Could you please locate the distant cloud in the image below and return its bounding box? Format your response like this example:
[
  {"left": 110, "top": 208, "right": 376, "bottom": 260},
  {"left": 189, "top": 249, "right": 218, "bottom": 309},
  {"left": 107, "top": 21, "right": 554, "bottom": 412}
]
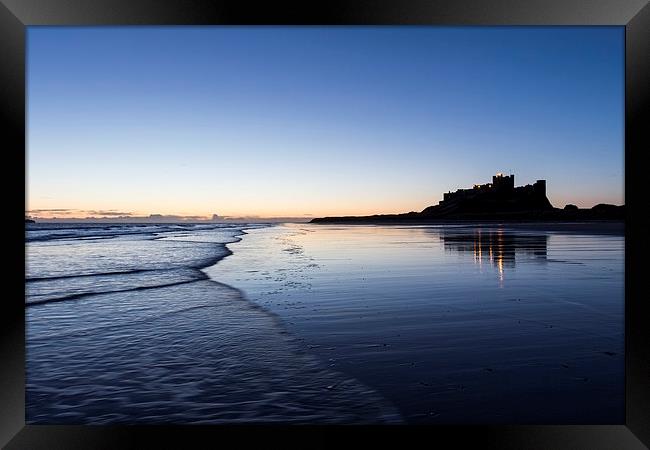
[
  {"left": 86, "top": 210, "right": 133, "bottom": 216},
  {"left": 28, "top": 208, "right": 77, "bottom": 216},
  {"left": 28, "top": 208, "right": 75, "bottom": 213},
  {"left": 146, "top": 214, "right": 209, "bottom": 221},
  {"left": 30, "top": 212, "right": 216, "bottom": 223},
  {"left": 29, "top": 208, "right": 133, "bottom": 218},
  {"left": 28, "top": 210, "right": 311, "bottom": 223},
  {"left": 216, "top": 216, "right": 309, "bottom": 223}
]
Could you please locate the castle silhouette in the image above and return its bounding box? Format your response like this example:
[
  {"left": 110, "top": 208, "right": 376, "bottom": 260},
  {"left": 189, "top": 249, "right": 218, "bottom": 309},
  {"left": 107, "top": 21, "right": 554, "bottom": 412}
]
[
  {"left": 311, "top": 173, "right": 623, "bottom": 223},
  {"left": 422, "top": 173, "right": 552, "bottom": 217}
]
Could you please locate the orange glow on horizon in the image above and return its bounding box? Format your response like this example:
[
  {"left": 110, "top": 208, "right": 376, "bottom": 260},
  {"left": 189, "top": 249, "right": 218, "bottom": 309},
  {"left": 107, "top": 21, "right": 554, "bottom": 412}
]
[
  {"left": 25, "top": 199, "right": 434, "bottom": 220},
  {"left": 26, "top": 191, "right": 623, "bottom": 220}
]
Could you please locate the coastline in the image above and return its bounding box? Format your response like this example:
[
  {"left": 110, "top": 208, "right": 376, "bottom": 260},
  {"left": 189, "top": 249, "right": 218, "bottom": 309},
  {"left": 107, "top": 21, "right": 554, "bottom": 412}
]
[
  {"left": 26, "top": 223, "right": 402, "bottom": 424},
  {"left": 25, "top": 221, "right": 624, "bottom": 424},
  {"left": 309, "top": 220, "right": 624, "bottom": 236},
  {"left": 200, "top": 225, "right": 404, "bottom": 422}
]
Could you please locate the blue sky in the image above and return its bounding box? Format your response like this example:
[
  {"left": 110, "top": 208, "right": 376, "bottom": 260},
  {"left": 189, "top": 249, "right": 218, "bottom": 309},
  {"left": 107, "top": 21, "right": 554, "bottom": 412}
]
[{"left": 27, "top": 26, "right": 624, "bottom": 219}]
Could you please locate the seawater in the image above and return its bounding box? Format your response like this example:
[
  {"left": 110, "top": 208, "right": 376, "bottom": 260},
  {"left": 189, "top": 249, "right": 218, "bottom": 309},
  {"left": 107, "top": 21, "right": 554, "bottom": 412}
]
[
  {"left": 25, "top": 223, "right": 401, "bottom": 424},
  {"left": 26, "top": 222, "right": 624, "bottom": 424}
]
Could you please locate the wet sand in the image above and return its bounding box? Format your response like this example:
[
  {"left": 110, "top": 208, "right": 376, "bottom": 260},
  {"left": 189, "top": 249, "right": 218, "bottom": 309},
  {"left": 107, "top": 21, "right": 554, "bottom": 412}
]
[
  {"left": 208, "top": 223, "right": 625, "bottom": 423},
  {"left": 316, "top": 221, "right": 624, "bottom": 235},
  {"left": 482, "top": 221, "right": 624, "bottom": 235}
]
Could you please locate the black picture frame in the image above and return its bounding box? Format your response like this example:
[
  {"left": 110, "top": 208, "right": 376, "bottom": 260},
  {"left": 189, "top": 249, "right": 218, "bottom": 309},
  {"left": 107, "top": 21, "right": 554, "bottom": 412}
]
[{"left": 3, "top": 0, "right": 649, "bottom": 448}]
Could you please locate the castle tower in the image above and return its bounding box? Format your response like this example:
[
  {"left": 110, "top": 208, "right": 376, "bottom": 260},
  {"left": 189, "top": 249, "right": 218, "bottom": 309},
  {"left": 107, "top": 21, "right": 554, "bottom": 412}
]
[
  {"left": 492, "top": 173, "right": 514, "bottom": 191},
  {"left": 533, "top": 179, "right": 546, "bottom": 196}
]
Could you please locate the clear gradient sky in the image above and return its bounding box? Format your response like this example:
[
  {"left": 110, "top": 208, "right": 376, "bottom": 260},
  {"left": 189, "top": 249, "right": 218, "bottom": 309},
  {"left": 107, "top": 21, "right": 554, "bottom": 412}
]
[{"left": 27, "top": 26, "right": 624, "bottom": 220}]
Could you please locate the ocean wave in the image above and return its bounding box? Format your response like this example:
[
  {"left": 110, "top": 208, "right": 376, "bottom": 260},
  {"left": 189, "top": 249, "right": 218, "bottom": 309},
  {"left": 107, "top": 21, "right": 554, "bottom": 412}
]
[
  {"left": 26, "top": 277, "right": 205, "bottom": 307},
  {"left": 26, "top": 223, "right": 247, "bottom": 242},
  {"left": 26, "top": 254, "right": 402, "bottom": 423},
  {"left": 26, "top": 268, "right": 156, "bottom": 282}
]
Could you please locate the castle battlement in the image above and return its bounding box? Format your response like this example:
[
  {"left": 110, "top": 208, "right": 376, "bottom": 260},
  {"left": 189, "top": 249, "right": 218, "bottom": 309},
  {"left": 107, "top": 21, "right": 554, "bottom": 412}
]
[{"left": 442, "top": 173, "right": 546, "bottom": 205}]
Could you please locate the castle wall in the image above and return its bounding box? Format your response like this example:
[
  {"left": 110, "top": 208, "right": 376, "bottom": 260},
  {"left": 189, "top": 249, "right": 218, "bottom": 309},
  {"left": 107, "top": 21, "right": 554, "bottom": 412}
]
[{"left": 440, "top": 174, "right": 547, "bottom": 207}]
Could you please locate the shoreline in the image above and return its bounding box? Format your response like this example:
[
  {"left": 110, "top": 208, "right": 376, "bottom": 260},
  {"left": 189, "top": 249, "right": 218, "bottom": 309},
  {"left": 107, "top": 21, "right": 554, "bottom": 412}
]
[
  {"left": 201, "top": 225, "right": 405, "bottom": 422},
  {"left": 26, "top": 223, "right": 403, "bottom": 424},
  {"left": 307, "top": 220, "right": 624, "bottom": 235}
]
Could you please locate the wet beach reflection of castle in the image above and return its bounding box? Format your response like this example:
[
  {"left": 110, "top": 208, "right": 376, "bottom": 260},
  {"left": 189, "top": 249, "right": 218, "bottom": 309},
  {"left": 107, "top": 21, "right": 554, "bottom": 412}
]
[{"left": 440, "top": 228, "right": 548, "bottom": 282}]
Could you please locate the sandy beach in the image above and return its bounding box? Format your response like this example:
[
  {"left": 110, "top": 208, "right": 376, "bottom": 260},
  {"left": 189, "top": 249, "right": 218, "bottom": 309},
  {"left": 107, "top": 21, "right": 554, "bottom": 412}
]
[{"left": 209, "top": 223, "right": 625, "bottom": 423}]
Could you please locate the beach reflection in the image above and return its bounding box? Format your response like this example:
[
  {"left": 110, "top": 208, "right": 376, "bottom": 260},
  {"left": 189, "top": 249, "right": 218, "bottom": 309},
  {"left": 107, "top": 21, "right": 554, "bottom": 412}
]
[{"left": 439, "top": 228, "right": 548, "bottom": 283}]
